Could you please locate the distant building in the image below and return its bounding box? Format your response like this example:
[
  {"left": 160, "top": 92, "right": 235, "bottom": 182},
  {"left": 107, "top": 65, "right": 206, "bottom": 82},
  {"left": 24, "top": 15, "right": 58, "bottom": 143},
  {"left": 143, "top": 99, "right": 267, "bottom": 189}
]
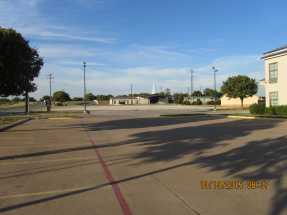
[
  {"left": 262, "top": 45, "right": 287, "bottom": 106},
  {"left": 110, "top": 96, "right": 150, "bottom": 105},
  {"left": 184, "top": 96, "right": 213, "bottom": 104},
  {"left": 221, "top": 95, "right": 259, "bottom": 107}
]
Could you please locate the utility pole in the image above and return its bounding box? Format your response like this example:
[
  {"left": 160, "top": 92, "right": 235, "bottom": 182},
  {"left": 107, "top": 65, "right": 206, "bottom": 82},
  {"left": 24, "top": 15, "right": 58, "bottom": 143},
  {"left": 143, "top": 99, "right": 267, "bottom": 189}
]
[
  {"left": 190, "top": 69, "right": 194, "bottom": 97},
  {"left": 130, "top": 84, "right": 133, "bottom": 105},
  {"left": 212, "top": 67, "right": 218, "bottom": 111},
  {"left": 48, "top": 73, "right": 54, "bottom": 100},
  {"left": 83, "top": 62, "right": 87, "bottom": 113},
  {"left": 47, "top": 73, "right": 54, "bottom": 111}
]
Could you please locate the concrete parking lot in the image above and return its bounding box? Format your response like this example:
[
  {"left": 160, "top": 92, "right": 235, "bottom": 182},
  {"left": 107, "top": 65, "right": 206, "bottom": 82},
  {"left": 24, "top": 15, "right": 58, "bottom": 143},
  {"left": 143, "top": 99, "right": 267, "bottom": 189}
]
[{"left": 0, "top": 110, "right": 286, "bottom": 215}]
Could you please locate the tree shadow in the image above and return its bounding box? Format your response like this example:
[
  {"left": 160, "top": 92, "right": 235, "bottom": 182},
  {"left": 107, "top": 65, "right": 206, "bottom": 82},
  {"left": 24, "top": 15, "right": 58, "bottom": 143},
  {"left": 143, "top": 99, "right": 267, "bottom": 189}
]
[
  {"left": 116, "top": 119, "right": 282, "bottom": 163},
  {"left": 0, "top": 160, "right": 194, "bottom": 213},
  {"left": 0, "top": 157, "right": 130, "bottom": 180},
  {"left": 191, "top": 136, "right": 287, "bottom": 215},
  {"left": 80, "top": 114, "right": 225, "bottom": 131},
  {"left": 102, "top": 118, "right": 285, "bottom": 214}
]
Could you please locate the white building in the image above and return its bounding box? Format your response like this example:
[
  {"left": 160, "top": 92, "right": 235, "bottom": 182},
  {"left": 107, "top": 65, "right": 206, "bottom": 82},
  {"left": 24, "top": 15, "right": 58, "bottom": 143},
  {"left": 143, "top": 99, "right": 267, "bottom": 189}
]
[
  {"left": 262, "top": 45, "right": 287, "bottom": 107},
  {"left": 110, "top": 96, "right": 150, "bottom": 105}
]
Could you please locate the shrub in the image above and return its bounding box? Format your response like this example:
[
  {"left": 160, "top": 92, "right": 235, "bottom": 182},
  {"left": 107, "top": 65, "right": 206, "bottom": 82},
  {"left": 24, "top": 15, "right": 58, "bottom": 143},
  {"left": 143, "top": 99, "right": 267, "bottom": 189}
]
[
  {"left": 0, "top": 98, "right": 10, "bottom": 104},
  {"left": 192, "top": 99, "right": 202, "bottom": 105},
  {"left": 183, "top": 101, "right": 191, "bottom": 105},
  {"left": 249, "top": 103, "right": 266, "bottom": 114},
  {"left": 266, "top": 105, "right": 287, "bottom": 115},
  {"left": 207, "top": 100, "right": 221, "bottom": 105},
  {"left": 72, "top": 97, "right": 83, "bottom": 101},
  {"left": 54, "top": 102, "right": 64, "bottom": 106}
]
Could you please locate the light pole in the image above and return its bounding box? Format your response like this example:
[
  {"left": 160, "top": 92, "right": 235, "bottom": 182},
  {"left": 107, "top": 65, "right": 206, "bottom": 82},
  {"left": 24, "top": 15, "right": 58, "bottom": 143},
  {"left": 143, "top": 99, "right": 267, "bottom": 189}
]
[
  {"left": 48, "top": 73, "right": 53, "bottom": 111},
  {"left": 190, "top": 69, "right": 194, "bottom": 97},
  {"left": 83, "top": 61, "right": 87, "bottom": 113},
  {"left": 212, "top": 67, "right": 218, "bottom": 111},
  {"left": 130, "top": 84, "right": 133, "bottom": 105}
]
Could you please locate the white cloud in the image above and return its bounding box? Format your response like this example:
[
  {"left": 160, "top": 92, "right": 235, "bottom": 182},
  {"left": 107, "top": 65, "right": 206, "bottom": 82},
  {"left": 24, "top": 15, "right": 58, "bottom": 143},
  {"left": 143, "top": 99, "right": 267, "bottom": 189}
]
[
  {"left": 38, "top": 45, "right": 96, "bottom": 59},
  {"left": 0, "top": 0, "right": 116, "bottom": 44}
]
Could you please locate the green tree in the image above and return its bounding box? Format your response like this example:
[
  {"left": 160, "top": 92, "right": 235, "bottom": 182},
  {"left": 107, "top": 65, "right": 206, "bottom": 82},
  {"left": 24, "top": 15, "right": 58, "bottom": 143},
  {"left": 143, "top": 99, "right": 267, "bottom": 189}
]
[
  {"left": 192, "top": 90, "right": 203, "bottom": 97},
  {"left": 53, "top": 91, "right": 71, "bottom": 102},
  {"left": 95, "top": 94, "right": 114, "bottom": 100},
  {"left": 203, "top": 88, "right": 223, "bottom": 98},
  {"left": 221, "top": 75, "right": 257, "bottom": 108},
  {"left": 174, "top": 93, "right": 188, "bottom": 104},
  {"left": 41, "top": 95, "right": 50, "bottom": 102},
  {"left": 72, "top": 97, "right": 83, "bottom": 101},
  {"left": 85, "top": 93, "right": 96, "bottom": 101},
  {"left": 12, "top": 97, "right": 22, "bottom": 103},
  {"left": 0, "top": 27, "right": 43, "bottom": 113}
]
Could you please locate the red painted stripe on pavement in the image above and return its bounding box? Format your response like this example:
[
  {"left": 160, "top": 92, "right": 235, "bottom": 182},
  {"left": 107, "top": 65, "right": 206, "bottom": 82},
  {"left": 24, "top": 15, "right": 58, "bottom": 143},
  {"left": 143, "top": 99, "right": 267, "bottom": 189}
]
[{"left": 89, "top": 137, "right": 133, "bottom": 215}]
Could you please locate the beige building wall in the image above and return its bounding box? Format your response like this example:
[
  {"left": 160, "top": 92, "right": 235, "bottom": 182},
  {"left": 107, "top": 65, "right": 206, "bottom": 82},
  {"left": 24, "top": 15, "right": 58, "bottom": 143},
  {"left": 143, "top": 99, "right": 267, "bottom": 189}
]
[
  {"left": 221, "top": 95, "right": 259, "bottom": 107},
  {"left": 263, "top": 53, "right": 287, "bottom": 107},
  {"left": 110, "top": 97, "right": 150, "bottom": 105}
]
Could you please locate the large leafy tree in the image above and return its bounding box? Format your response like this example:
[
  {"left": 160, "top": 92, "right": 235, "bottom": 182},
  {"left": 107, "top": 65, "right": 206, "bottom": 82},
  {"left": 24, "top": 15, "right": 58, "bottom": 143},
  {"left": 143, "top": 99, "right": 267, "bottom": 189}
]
[
  {"left": 192, "top": 90, "right": 203, "bottom": 97},
  {"left": 221, "top": 75, "right": 257, "bottom": 108},
  {"left": 0, "top": 27, "right": 43, "bottom": 112},
  {"left": 203, "top": 88, "right": 223, "bottom": 98},
  {"left": 85, "top": 93, "right": 96, "bottom": 101},
  {"left": 53, "top": 91, "right": 71, "bottom": 102}
]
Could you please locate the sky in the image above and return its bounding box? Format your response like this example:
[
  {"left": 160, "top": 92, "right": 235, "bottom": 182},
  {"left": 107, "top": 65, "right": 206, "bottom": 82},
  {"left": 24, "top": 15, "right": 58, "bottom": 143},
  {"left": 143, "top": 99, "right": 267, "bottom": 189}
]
[{"left": 1, "top": 0, "right": 287, "bottom": 98}]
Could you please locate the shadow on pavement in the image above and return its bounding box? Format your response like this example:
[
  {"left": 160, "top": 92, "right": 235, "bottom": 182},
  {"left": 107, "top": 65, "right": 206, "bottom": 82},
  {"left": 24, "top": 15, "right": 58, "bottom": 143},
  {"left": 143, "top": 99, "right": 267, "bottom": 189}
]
[
  {"left": 80, "top": 114, "right": 224, "bottom": 131},
  {"left": 0, "top": 157, "right": 130, "bottom": 180},
  {"left": 191, "top": 136, "right": 287, "bottom": 215},
  {"left": 116, "top": 119, "right": 282, "bottom": 162},
  {"left": 82, "top": 116, "right": 286, "bottom": 214},
  {"left": 1, "top": 116, "right": 286, "bottom": 215},
  {"left": 0, "top": 160, "right": 194, "bottom": 213}
]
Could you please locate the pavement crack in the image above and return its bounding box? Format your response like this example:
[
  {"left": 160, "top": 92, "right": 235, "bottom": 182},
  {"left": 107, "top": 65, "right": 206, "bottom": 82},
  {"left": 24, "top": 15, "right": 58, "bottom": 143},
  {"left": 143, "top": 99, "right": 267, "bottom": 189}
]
[{"left": 150, "top": 175, "right": 201, "bottom": 215}]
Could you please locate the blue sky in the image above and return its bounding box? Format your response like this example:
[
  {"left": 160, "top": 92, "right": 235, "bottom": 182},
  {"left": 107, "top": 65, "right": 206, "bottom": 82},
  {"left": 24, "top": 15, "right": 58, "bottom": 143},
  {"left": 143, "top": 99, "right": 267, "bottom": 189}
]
[{"left": 1, "top": 0, "right": 287, "bottom": 98}]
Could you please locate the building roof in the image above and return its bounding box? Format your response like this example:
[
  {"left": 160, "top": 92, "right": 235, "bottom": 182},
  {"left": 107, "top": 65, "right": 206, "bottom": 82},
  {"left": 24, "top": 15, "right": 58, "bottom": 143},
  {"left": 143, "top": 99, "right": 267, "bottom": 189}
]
[
  {"left": 262, "top": 45, "right": 287, "bottom": 59},
  {"left": 264, "top": 45, "right": 287, "bottom": 54}
]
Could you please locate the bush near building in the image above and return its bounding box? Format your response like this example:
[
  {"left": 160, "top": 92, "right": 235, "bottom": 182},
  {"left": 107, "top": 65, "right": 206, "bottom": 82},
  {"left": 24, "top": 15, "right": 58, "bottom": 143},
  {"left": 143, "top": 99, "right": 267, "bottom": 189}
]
[
  {"left": 266, "top": 106, "right": 287, "bottom": 115},
  {"left": 191, "top": 99, "right": 202, "bottom": 105},
  {"left": 249, "top": 103, "right": 287, "bottom": 115},
  {"left": 249, "top": 103, "right": 266, "bottom": 114},
  {"left": 183, "top": 101, "right": 191, "bottom": 105},
  {"left": 207, "top": 100, "right": 221, "bottom": 105}
]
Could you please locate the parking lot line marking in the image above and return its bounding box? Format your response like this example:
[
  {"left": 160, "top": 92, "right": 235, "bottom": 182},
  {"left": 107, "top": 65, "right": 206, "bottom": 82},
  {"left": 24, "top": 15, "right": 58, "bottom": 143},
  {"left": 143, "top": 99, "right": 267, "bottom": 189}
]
[
  {"left": 88, "top": 134, "right": 133, "bottom": 215},
  {"left": 0, "top": 186, "right": 94, "bottom": 200},
  {"left": 0, "top": 157, "right": 98, "bottom": 166},
  {"left": 0, "top": 143, "right": 92, "bottom": 149}
]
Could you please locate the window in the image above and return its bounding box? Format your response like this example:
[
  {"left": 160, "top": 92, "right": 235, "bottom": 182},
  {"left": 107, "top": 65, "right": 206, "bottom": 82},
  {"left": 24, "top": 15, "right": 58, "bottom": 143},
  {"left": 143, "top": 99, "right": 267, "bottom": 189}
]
[
  {"left": 269, "top": 63, "right": 278, "bottom": 83},
  {"left": 269, "top": 91, "right": 279, "bottom": 106}
]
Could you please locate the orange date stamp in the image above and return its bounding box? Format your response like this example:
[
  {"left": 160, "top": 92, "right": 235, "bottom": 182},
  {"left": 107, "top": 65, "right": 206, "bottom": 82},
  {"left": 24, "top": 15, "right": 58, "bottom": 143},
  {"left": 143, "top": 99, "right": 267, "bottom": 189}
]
[{"left": 200, "top": 180, "right": 269, "bottom": 190}]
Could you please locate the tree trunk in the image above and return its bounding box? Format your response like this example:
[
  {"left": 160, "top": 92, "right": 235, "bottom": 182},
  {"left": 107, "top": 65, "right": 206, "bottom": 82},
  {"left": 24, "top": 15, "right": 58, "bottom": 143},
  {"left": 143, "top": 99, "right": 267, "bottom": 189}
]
[
  {"left": 25, "top": 91, "right": 29, "bottom": 114},
  {"left": 240, "top": 98, "right": 244, "bottom": 109}
]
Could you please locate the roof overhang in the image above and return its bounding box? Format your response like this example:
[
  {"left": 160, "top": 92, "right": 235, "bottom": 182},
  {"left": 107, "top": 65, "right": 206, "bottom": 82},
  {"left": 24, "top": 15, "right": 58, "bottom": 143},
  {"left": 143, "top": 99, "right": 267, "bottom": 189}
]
[{"left": 262, "top": 46, "right": 287, "bottom": 60}]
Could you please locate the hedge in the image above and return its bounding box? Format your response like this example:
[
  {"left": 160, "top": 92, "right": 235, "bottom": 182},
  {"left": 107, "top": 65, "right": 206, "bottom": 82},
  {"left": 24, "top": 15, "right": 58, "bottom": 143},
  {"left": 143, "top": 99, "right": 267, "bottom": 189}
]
[
  {"left": 249, "top": 103, "right": 266, "bottom": 114},
  {"left": 266, "top": 106, "right": 287, "bottom": 115},
  {"left": 249, "top": 103, "right": 287, "bottom": 115}
]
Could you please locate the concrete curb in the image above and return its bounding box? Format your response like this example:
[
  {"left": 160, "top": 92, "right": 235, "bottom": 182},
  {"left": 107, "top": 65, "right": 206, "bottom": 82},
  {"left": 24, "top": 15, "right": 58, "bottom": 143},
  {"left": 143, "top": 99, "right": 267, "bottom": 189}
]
[
  {"left": 227, "top": 115, "right": 256, "bottom": 120},
  {"left": 0, "top": 118, "right": 32, "bottom": 132}
]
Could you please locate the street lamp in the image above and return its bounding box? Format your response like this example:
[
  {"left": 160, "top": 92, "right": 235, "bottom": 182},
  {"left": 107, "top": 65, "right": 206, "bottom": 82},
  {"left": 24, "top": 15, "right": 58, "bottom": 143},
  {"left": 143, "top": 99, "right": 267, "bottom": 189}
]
[
  {"left": 83, "top": 61, "right": 87, "bottom": 113},
  {"left": 212, "top": 67, "right": 218, "bottom": 111}
]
